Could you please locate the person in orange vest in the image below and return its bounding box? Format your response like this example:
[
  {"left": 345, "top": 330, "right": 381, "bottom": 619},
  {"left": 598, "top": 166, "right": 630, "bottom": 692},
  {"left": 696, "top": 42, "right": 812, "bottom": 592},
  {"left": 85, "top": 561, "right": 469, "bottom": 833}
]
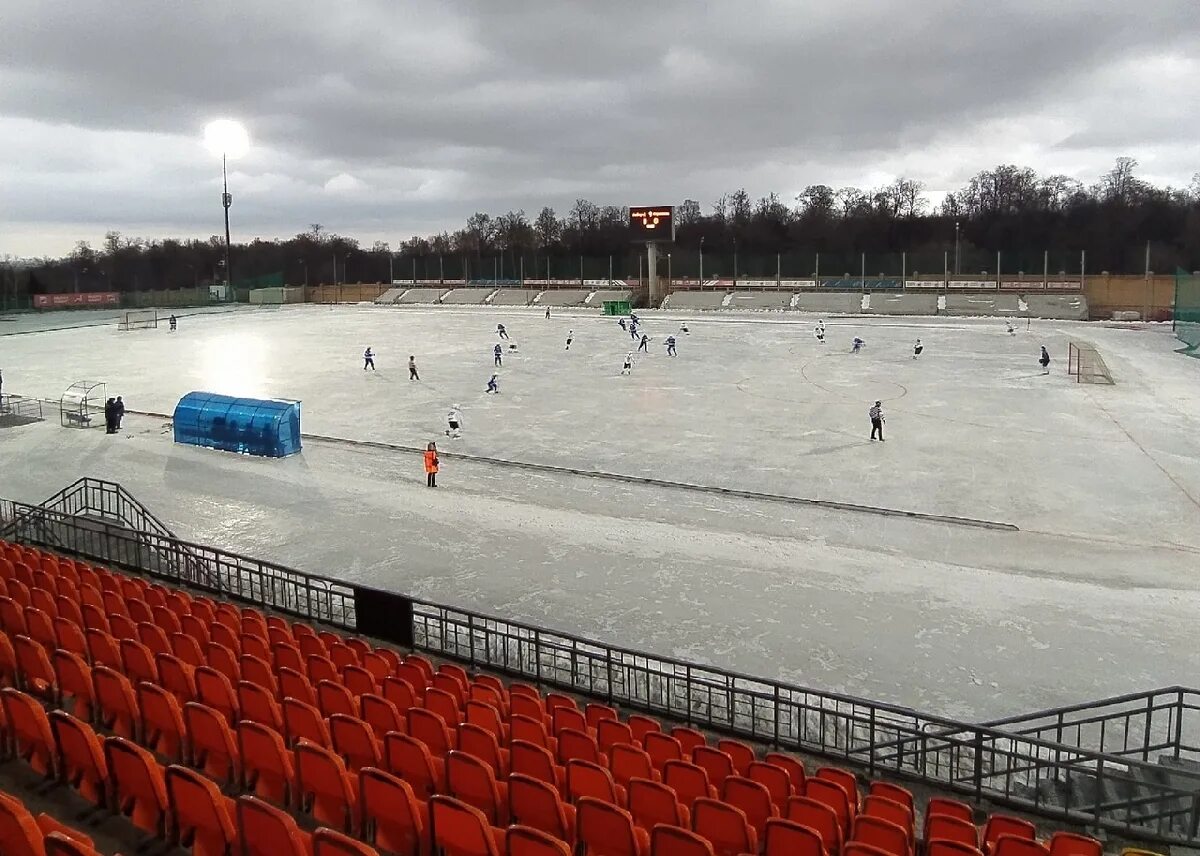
[{"left": 424, "top": 442, "right": 439, "bottom": 488}]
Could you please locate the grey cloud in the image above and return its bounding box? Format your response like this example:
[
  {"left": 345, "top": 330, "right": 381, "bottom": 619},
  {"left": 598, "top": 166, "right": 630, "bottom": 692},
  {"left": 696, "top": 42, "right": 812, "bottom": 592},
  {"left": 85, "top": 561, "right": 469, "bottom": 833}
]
[{"left": 1, "top": 0, "right": 1199, "bottom": 255}]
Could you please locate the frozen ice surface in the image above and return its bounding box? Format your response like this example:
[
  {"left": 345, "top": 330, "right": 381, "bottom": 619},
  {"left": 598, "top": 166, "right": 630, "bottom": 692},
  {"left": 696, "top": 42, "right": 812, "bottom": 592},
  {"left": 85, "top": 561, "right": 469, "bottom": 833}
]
[{"left": 3, "top": 304, "right": 1200, "bottom": 720}]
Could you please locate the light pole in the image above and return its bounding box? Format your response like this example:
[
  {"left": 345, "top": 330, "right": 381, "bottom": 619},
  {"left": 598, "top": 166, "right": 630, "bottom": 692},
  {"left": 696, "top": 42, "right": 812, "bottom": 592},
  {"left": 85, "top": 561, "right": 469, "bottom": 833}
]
[
  {"left": 954, "top": 221, "right": 961, "bottom": 275},
  {"left": 298, "top": 259, "right": 308, "bottom": 288},
  {"left": 699, "top": 236, "right": 705, "bottom": 289},
  {"left": 667, "top": 253, "right": 672, "bottom": 291},
  {"left": 733, "top": 237, "right": 738, "bottom": 286},
  {"left": 203, "top": 120, "right": 249, "bottom": 299}
]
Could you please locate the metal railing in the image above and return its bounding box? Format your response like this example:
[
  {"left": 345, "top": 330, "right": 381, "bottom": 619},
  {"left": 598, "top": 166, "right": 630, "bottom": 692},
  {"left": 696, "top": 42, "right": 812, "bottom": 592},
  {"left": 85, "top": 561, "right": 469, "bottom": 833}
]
[
  {"left": 983, "top": 688, "right": 1200, "bottom": 765},
  {"left": 3, "top": 486, "right": 1200, "bottom": 844},
  {"left": 33, "top": 478, "right": 217, "bottom": 588}
]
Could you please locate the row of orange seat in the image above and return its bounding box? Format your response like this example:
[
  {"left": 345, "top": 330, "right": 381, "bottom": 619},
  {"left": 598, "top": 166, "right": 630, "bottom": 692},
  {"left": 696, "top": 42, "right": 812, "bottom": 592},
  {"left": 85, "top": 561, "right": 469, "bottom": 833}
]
[
  {"left": 0, "top": 784, "right": 105, "bottom": 856},
  {"left": 0, "top": 538, "right": 1107, "bottom": 856}
]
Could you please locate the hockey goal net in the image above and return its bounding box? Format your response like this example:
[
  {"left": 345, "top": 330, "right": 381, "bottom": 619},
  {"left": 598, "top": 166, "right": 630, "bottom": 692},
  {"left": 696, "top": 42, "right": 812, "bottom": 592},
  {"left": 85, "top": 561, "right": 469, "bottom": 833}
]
[
  {"left": 117, "top": 309, "right": 158, "bottom": 330},
  {"left": 1068, "top": 341, "right": 1114, "bottom": 384}
]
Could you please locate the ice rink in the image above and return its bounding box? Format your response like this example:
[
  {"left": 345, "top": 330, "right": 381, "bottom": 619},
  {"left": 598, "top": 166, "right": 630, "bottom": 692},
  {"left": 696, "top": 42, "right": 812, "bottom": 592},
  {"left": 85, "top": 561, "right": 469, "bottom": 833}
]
[{"left": 3, "top": 303, "right": 1200, "bottom": 720}]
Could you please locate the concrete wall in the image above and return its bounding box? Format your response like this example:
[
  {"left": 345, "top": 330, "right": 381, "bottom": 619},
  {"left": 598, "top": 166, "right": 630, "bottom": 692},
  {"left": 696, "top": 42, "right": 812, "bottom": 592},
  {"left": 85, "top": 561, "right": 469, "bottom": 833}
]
[
  {"left": 944, "top": 294, "right": 1021, "bottom": 316},
  {"left": 307, "top": 284, "right": 391, "bottom": 304},
  {"left": 1083, "top": 274, "right": 1174, "bottom": 321},
  {"left": 661, "top": 291, "right": 728, "bottom": 310},
  {"left": 439, "top": 288, "right": 497, "bottom": 305},
  {"left": 724, "top": 291, "right": 792, "bottom": 310},
  {"left": 795, "top": 292, "right": 863, "bottom": 314},
  {"left": 1025, "top": 294, "right": 1089, "bottom": 320},
  {"left": 396, "top": 288, "right": 450, "bottom": 304},
  {"left": 865, "top": 293, "right": 939, "bottom": 315},
  {"left": 249, "top": 287, "right": 306, "bottom": 305},
  {"left": 490, "top": 289, "right": 541, "bottom": 306},
  {"left": 536, "top": 289, "right": 592, "bottom": 306}
]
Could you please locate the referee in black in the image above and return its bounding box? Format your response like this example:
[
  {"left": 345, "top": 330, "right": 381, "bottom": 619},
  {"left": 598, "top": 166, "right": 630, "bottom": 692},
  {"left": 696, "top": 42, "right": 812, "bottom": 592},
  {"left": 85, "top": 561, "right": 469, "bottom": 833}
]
[{"left": 869, "top": 401, "right": 885, "bottom": 441}]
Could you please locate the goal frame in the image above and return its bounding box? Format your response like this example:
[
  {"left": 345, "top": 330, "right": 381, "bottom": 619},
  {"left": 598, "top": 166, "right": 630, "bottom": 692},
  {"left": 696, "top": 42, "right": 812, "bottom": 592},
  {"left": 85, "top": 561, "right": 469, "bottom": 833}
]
[
  {"left": 1068, "top": 341, "right": 1114, "bottom": 384},
  {"left": 117, "top": 309, "right": 159, "bottom": 331}
]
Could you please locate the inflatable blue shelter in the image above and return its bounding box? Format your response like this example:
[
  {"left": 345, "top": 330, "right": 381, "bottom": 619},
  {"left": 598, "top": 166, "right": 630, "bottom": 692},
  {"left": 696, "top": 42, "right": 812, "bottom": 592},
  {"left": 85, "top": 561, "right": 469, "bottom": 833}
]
[{"left": 173, "top": 392, "right": 301, "bottom": 457}]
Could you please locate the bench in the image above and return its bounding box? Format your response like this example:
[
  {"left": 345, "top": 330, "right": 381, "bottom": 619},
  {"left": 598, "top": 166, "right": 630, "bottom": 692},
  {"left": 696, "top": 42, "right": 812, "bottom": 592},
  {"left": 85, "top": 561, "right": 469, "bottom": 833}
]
[{"left": 63, "top": 411, "right": 92, "bottom": 427}]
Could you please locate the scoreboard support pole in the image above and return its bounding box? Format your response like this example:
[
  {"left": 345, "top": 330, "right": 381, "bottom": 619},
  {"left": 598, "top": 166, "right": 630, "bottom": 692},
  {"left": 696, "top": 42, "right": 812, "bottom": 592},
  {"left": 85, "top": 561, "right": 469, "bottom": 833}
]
[{"left": 646, "top": 242, "right": 661, "bottom": 307}]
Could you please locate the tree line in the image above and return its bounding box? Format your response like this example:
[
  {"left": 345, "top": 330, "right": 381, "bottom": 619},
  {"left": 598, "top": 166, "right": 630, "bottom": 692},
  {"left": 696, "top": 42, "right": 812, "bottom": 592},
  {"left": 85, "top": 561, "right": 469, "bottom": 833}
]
[{"left": 8, "top": 157, "right": 1200, "bottom": 295}]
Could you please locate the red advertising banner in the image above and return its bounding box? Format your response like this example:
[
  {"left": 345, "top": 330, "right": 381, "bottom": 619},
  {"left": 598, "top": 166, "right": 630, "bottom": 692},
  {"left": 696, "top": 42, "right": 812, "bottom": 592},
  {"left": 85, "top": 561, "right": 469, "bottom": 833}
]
[{"left": 33, "top": 292, "right": 120, "bottom": 308}]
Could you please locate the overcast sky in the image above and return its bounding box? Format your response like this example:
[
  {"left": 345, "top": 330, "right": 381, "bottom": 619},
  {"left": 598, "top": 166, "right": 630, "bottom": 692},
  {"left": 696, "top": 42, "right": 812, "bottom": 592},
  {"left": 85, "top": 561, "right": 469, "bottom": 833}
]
[{"left": 1, "top": 1, "right": 1197, "bottom": 257}]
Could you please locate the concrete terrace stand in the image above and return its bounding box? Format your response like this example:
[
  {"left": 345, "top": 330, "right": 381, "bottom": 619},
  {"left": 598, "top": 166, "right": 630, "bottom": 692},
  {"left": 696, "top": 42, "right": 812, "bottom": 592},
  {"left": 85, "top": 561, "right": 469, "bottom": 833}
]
[
  {"left": 661, "top": 291, "right": 729, "bottom": 310},
  {"left": 396, "top": 288, "right": 451, "bottom": 304},
  {"left": 374, "top": 288, "right": 408, "bottom": 304},
  {"left": 536, "top": 290, "right": 592, "bottom": 307},
  {"left": 439, "top": 288, "right": 498, "bottom": 305},
  {"left": 944, "top": 294, "right": 1021, "bottom": 316},
  {"left": 586, "top": 290, "right": 634, "bottom": 306},
  {"left": 1026, "top": 294, "right": 1089, "bottom": 321},
  {"left": 490, "top": 289, "right": 542, "bottom": 306},
  {"left": 724, "top": 291, "right": 792, "bottom": 310},
  {"left": 865, "top": 293, "right": 939, "bottom": 315},
  {"left": 795, "top": 292, "right": 863, "bottom": 314}
]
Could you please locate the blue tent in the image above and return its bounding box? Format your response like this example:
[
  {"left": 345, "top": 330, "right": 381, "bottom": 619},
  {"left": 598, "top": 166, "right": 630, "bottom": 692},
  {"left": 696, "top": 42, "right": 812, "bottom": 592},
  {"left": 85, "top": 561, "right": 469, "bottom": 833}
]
[{"left": 173, "top": 392, "right": 301, "bottom": 457}]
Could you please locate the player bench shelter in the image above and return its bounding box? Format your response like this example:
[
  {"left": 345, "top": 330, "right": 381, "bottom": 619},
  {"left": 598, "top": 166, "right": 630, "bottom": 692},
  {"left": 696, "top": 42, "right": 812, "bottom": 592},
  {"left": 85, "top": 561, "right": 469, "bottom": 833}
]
[{"left": 173, "top": 391, "right": 302, "bottom": 457}]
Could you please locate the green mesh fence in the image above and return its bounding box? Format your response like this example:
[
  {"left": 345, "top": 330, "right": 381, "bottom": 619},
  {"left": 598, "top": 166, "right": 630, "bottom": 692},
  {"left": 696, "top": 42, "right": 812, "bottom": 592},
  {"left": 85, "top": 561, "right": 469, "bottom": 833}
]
[
  {"left": 234, "top": 271, "right": 285, "bottom": 289},
  {"left": 1176, "top": 268, "right": 1200, "bottom": 354}
]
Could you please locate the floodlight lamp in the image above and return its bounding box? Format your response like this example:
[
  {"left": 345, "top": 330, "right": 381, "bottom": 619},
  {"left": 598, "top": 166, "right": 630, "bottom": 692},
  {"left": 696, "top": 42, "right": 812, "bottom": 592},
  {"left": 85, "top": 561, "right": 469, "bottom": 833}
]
[{"left": 204, "top": 119, "right": 250, "bottom": 159}]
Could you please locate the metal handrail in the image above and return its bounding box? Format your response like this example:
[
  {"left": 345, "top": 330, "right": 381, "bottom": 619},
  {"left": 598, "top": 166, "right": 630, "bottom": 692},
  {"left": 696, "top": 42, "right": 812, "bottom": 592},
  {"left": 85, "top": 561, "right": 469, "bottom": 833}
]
[{"left": 4, "top": 485, "right": 1200, "bottom": 844}]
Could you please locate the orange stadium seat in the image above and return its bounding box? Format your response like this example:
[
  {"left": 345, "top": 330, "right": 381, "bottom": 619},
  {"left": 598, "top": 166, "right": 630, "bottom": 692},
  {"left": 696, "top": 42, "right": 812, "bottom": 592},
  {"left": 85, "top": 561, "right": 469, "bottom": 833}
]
[
  {"left": 509, "top": 772, "right": 576, "bottom": 845},
  {"left": 384, "top": 732, "right": 446, "bottom": 800},
  {"left": 429, "top": 795, "right": 505, "bottom": 856},
  {"left": 49, "top": 711, "right": 108, "bottom": 807},
  {"left": 651, "top": 825, "right": 714, "bottom": 856},
  {"left": 748, "top": 760, "right": 793, "bottom": 808},
  {"left": 577, "top": 796, "right": 650, "bottom": 856},
  {"left": 690, "top": 746, "right": 733, "bottom": 790},
  {"left": 185, "top": 700, "right": 240, "bottom": 785},
  {"left": 627, "top": 777, "right": 689, "bottom": 833},
  {"left": 238, "top": 719, "right": 297, "bottom": 806},
  {"left": 314, "top": 826, "right": 381, "bottom": 856},
  {"left": 105, "top": 735, "right": 168, "bottom": 836},
  {"left": 137, "top": 681, "right": 186, "bottom": 762},
  {"left": 283, "top": 696, "right": 332, "bottom": 748},
  {"left": 166, "top": 764, "right": 238, "bottom": 856},
  {"left": 982, "top": 816, "right": 1037, "bottom": 853},
  {"left": 296, "top": 740, "right": 359, "bottom": 833},
  {"left": 359, "top": 766, "right": 428, "bottom": 856},
  {"left": 446, "top": 748, "right": 509, "bottom": 825},
  {"left": 2, "top": 687, "right": 57, "bottom": 775},
  {"left": 786, "top": 795, "right": 844, "bottom": 855},
  {"left": 507, "top": 825, "right": 571, "bottom": 856},
  {"left": 50, "top": 653, "right": 92, "bottom": 725},
  {"left": 330, "top": 713, "right": 383, "bottom": 772},
  {"left": 764, "top": 817, "right": 825, "bottom": 856},
  {"left": 511, "top": 739, "right": 565, "bottom": 790},
  {"left": 567, "top": 759, "right": 626, "bottom": 807},
  {"left": 663, "top": 760, "right": 716, "bottom": 805},
  {"left": 237, "top": 794, "right": 313, "bottom": 856},
  {"left": 691, "top": 797, "right": 755, "bottom": 856}
]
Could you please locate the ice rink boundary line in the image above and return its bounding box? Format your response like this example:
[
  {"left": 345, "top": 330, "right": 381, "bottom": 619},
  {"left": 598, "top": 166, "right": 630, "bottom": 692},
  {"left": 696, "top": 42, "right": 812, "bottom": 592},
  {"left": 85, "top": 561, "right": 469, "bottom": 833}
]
[
  {"left": 120, "top": 407, "right": 1016, "bottom": 530},
  {"left": 297, "top": 429, "right": 1018, "bottom": 532}
]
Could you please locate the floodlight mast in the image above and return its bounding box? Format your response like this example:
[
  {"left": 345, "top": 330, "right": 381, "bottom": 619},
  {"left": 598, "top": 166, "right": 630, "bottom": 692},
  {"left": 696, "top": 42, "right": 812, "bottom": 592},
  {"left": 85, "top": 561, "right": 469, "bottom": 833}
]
[{"left": 204, "top": 120, "right": 249, "bottom": 299}]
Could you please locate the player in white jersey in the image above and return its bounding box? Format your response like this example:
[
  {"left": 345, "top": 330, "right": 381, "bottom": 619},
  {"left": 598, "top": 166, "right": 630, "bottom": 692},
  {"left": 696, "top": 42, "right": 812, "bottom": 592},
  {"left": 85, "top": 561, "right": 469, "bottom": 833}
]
[{"left": 446, "top": 405, "right": 463, "bottom": 438}]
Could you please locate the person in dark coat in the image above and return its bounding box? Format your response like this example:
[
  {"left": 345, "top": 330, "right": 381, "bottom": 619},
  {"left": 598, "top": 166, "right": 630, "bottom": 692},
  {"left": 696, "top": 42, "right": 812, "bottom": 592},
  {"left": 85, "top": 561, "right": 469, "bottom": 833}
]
[
  {"left": 115, "top": 396, "right": 126, "bottom": 429},
  {"left": 1040, "top": 346, "right": 1051, "bottom": 374},
  {"left": 104, "top": 398, "right": 116, "bottom": 434}
]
